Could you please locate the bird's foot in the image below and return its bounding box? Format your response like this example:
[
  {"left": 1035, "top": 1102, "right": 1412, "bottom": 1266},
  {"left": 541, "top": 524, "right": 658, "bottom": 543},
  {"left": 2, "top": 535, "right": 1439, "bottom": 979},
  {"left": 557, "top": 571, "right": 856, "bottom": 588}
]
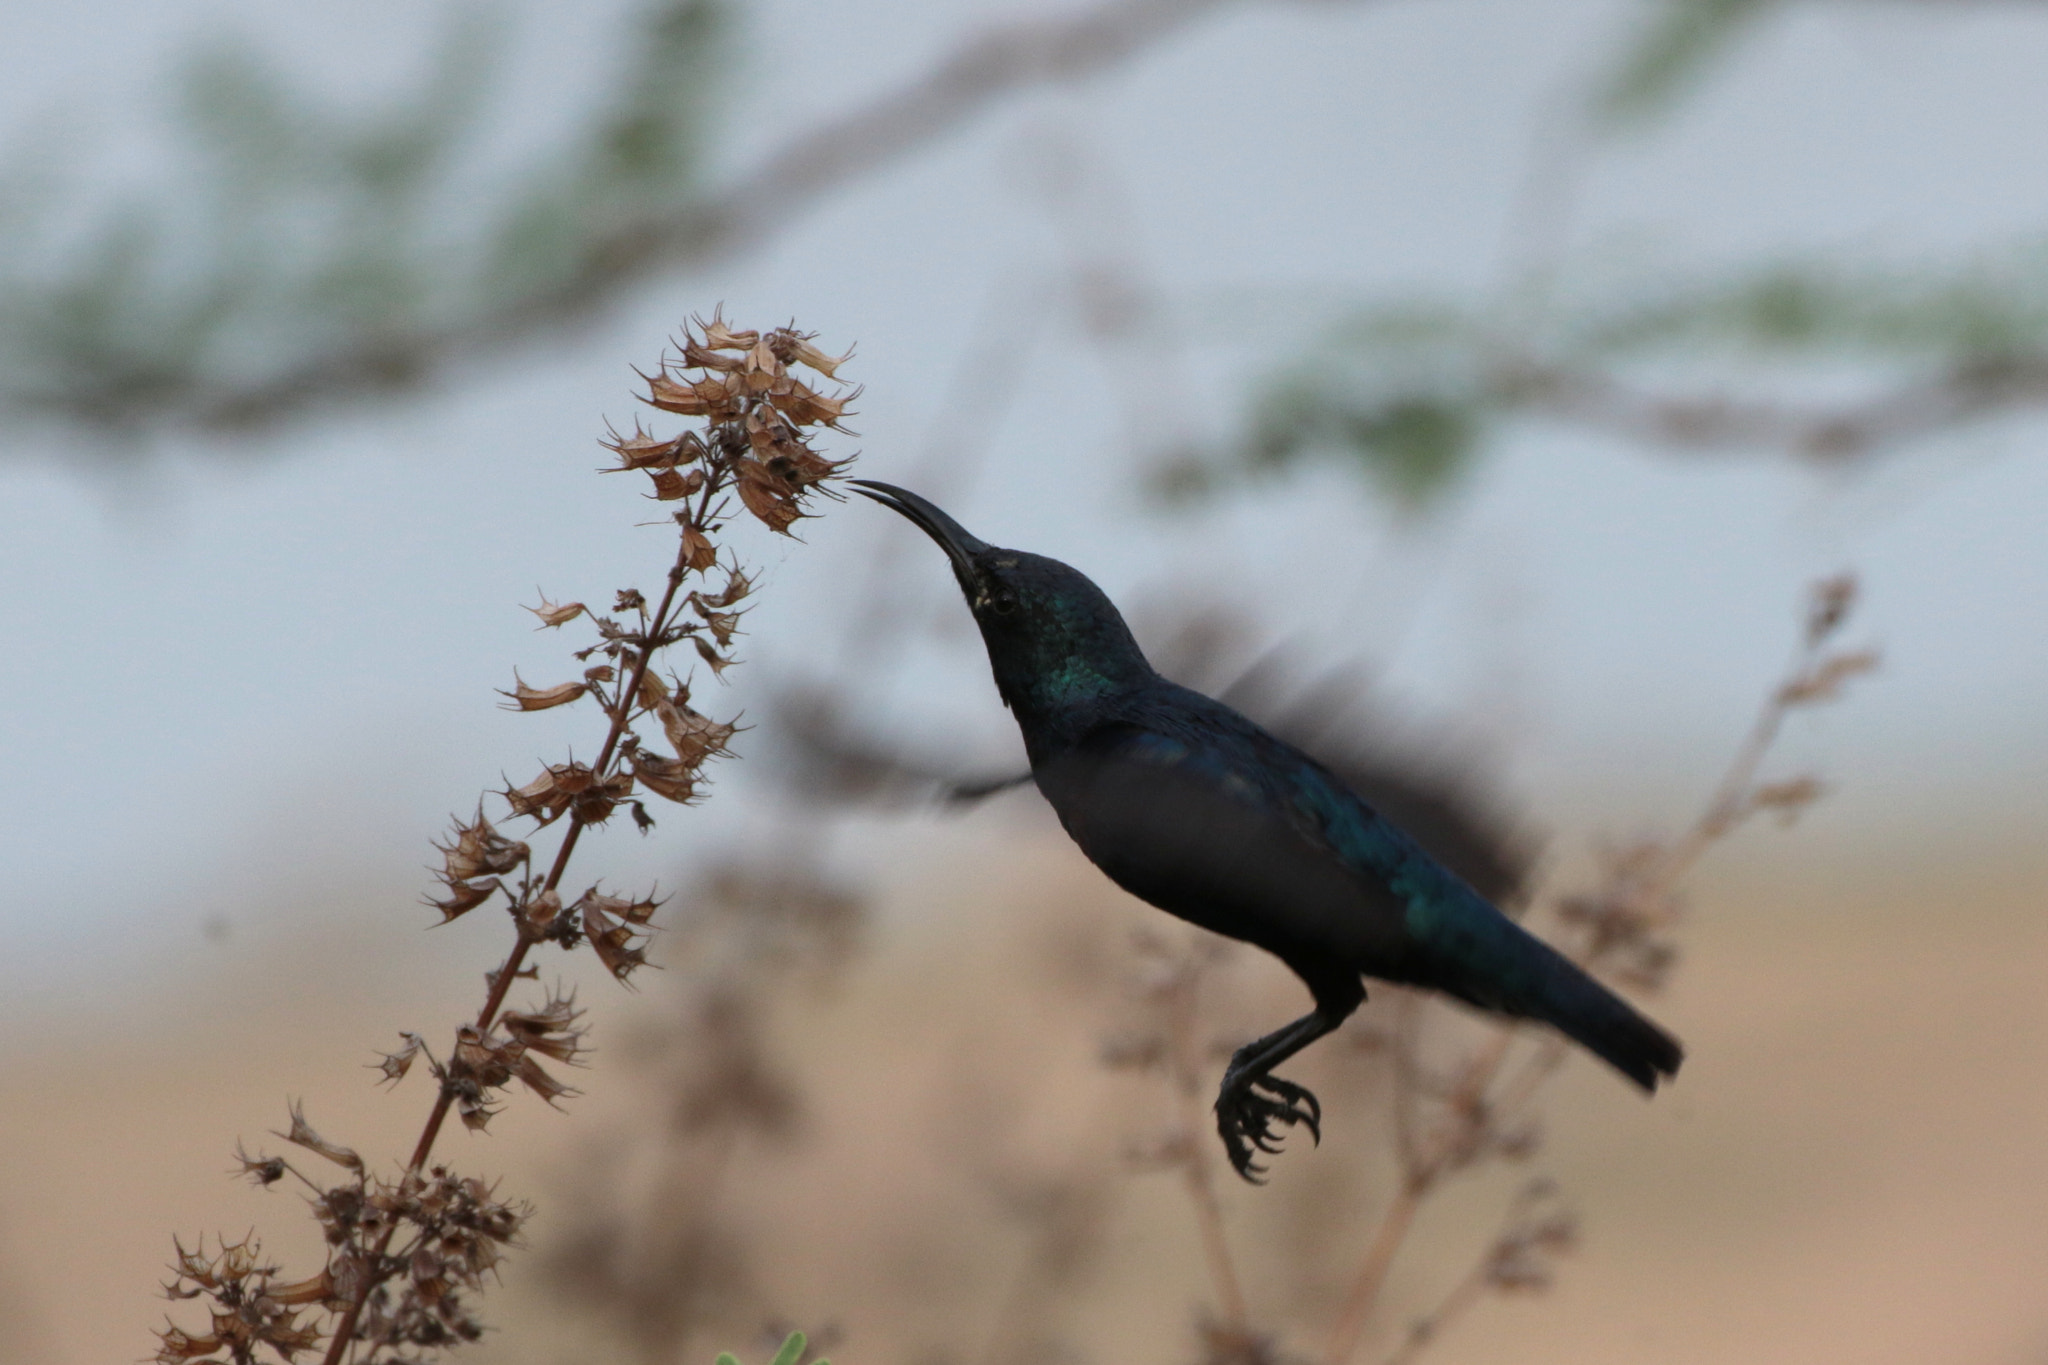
[{"left": 1214, "top": 1069, "right": 1322, "bottom": 1183}]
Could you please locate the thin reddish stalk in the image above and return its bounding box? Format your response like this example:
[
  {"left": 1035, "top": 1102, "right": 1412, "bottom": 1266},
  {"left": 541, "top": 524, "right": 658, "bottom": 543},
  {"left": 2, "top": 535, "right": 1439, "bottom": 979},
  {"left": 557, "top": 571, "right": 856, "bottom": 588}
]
[{"left": 319, "top": 525, "right": 703, "bottom": 1365}]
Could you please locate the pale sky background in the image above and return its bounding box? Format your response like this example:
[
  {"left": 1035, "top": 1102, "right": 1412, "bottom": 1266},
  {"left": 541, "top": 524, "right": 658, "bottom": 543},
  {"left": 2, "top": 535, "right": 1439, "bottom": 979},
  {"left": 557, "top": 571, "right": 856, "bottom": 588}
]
[{"left": 2, "top": 0, "right": 2047, "bottom": 1015}]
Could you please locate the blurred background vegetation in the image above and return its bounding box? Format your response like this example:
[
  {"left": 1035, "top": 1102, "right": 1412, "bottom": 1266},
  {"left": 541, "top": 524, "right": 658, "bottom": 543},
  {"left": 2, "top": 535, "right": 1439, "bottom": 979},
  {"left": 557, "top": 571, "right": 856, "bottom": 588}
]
[{"left": 3, "top": 2, "right": 2047, "bottom": 1364}]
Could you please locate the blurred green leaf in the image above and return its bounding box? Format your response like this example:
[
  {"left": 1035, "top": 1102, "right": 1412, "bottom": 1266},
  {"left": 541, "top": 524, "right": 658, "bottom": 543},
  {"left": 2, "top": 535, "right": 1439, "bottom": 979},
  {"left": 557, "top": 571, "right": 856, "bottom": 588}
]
[
  {"left": 0, "top": 0, "right": 727, "bottom": 435},
  {"left": 1595, "top": 0, "right": 1777, "bottom": 127},
  {"left": 1253, "top": 378, "right": 1485, "bottom": 510},
  {"left": 715, "top": 1331, "right": 825, "bottom": 1365}
]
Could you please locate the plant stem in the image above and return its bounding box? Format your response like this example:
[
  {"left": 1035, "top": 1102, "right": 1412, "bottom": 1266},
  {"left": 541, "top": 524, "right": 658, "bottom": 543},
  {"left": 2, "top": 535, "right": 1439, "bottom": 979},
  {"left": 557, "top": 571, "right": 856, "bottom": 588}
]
[
  {"left": 1322, "top": 1177, "right": 1424, "bottom": 1365},
  {"left": 318, "top": 533, "right": 697, "bottom": 1365}
]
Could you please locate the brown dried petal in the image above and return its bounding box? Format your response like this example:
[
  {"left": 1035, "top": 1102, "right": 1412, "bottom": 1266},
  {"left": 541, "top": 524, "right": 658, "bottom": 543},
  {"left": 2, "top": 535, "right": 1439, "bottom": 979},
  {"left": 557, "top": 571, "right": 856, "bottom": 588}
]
[
  {"left": 691, "top": 634, "right": 735, "bottom": 676},
  {"left": 1806, "top": 573, "right": 1858, "bottom": 643},
  {"left": 268, "top": 1270, "right": 334, "bottom": 1307},
  {"left": 737, "top": 477, "right": 802, "bottom": 534},
  {"left": 706, "top": 568, "right": 752, "bottom": 608},
  {"left": 1751, "top": 776, "right": 1825, "bottom": 810},
  {"left": 231, "top": 1140, "right": 287, "bottom": 1187},
  {"left": 514, "top": 1052, "right": 579, "bottom": 1106},
  {"left": 428, "top": 877, "right": 500, "bottom": 923},
  {"left": 743, "top": 338, "right": 784, "bottom": 393},
  {"left": 451, "top": 1024, "right": 515, "bottom": 1088},
  {"left": 499, "top": 674, "right": 589, "bottom": 712},
  {"left": 1778, "top": 649, "right": 1881, "bottom": 705},
  {"left": 694, "top": 608, "right": 742, "bottom": 647},
  {"left": 275, "top": 1100, "right": 363, "bottom": 1173},
  {"left": 262, "top": 1310, "right": 322, "bottom": 1356},
  {"left": 698, "top": 314, "right": 759, "bottom": 351},
  {"left": 582, "top": 898, "right": 648, "bottom": 982},
  {"left": 680, "top": 340, "right": 744, "bottom": 372},
  {"left": 789, "top": 336, "right": 853, "bottom": 379},
  {"left": 378, "top": 1032, "right": 427, "bottom": 1084},
  {"left": 629, "top": 748, "right": 698, "bottom": 804},
  {"left": 154, "top": 1325, "right": 224, "bottom": 1361},
  {"left": 644, "top": 370, "right": 710, "bottom": 415},
  {"left": 601, "top": 424, "right": 682, "bottom": 470},
  {"left": 636, "top": 669, "right": 673, "bottom": 710},
  {"left": 770, "top": 378, "right": 851, "bottom": 427},
  {"left": 503, "top": 770, "right": 566, "bottom": 824},
  {"left": 680, "top": 521, "right": 718, "bottom": 572},
  {"left": 502, "top": 995, "right": 585, "bottom": 1062},
  {"left": 525, "top": 595, "right": 586, "bottom": 628},
  {"left": 523, "top": 887, "right": 563, "bottom": 935},
  {"left": 437, "top": 813, "right": 529, "bottom": 880},
  {"left": 656, "top": 700, "right": 737, "bottom": 767},
  {"left": 649, "top": 468, "right": 689, "bottom": 500}
]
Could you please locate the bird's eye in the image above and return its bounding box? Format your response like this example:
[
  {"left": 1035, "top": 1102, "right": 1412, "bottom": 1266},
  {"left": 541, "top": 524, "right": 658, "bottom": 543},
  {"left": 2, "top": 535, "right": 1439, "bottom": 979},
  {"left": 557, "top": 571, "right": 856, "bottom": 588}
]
[{"left": 990, "top": 587, "right": 1020, "bottom": 615}]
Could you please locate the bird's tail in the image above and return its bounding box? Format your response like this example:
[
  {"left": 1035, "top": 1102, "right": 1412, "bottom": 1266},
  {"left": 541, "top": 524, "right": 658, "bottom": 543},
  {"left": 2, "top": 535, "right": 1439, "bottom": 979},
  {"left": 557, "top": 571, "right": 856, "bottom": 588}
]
[{"left": 1521, "top": 948, "right": 1683, "bottom": 1091}]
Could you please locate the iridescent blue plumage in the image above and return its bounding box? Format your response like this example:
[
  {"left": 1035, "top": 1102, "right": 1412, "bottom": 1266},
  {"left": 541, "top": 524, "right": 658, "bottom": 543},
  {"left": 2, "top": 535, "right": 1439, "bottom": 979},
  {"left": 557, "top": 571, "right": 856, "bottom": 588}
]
[{"left": 855, "top": 481, "right": 1682, "bottom": 1180}]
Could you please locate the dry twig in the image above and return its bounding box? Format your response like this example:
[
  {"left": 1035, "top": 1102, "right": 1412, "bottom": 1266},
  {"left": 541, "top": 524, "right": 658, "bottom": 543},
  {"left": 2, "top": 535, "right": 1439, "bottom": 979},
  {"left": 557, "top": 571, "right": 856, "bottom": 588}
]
[{"left": 153, "top": 314, "right": 857, "bottom": 1365}]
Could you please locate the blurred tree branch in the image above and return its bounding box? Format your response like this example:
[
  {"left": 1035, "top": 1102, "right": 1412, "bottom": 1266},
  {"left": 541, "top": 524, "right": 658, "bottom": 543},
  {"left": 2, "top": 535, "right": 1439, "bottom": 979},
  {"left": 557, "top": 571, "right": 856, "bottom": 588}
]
[
  {"left": 1600, "top": 0, "right": 2048, "bottom": 127},
  {"left": 0, "top": 0, "right": 1268, "bottom": 442},
  {"left": 1194, "top": 249, "right": 2048, "bottom": 507}
]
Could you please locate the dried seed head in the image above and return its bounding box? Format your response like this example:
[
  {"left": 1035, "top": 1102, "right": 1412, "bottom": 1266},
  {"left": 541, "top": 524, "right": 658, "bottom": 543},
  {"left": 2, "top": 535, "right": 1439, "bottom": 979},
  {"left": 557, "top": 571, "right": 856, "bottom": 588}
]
[
  {"left": 1806, "top": 572, "right": 1858, "bottom": 643},
  {"left": 692, "top": 634, "right": 736, "bottom": 676},
  {"left": 656, "top": 698, "right": 738, "bottom": 767},
  {"left": 502, "top": 991, "right": 588, "bottom": 1063},
  {"left": 1777, "top": 649, "right": 1881, "bottom": 706},
  {"left": 499, "top": 672, "right": 590, "bottom": 712},
  {"left": 526, "top": 594, "right": 586, "bottom": 628},
  {"left": 435, "top": 812, "right": 529, "bottom": 882},
  {"left": 275, "top": 1099, "right": 363, "bottom": 1173},
  {"left": 769, "top": 327, "right": 854, "bottom": 380},
  {"left": 1750, "top": 775, "right": 1825, "bottom": 821},
  {"left": 577, "top": 890, "right": 651, "bottom": 982},
  {"left": 428, "top": 876, "right": 501, "bottom": 923},
  {"left": 695, "top": 310, "right": 760, "bottom": 352},
  {"left": 231, "top": 1141, "right": 287, "bottom": 1187},
  {"left": 628, "top": 747, "right": 699, "bottom": 803},
  {"left": 706, "top": 567, "right": 753, "bottom": 608},
  {"left": 522, "top": 887, "right": 564, "bottom": 936},
  {"left": 643, "top": 369, "right": 713, "bottom": 416},
  {"left": 377, "top": 1032, "right": 428, "bottom": 1085}
]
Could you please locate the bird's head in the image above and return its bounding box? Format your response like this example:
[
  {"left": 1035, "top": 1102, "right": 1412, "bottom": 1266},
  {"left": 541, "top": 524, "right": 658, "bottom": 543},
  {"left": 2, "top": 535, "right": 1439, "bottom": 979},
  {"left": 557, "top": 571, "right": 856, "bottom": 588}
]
[{"left": 853, "top": 480, "right": 1155, "bottom": 717}]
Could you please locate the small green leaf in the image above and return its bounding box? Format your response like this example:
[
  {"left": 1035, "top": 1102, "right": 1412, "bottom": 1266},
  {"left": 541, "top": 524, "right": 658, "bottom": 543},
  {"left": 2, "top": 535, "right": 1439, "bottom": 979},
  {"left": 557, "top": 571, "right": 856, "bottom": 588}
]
[
  {"left": 769, "top": 1332, "right": 808, "bottom": 1365},
  {"left": 1595, "top": 0, "right": 1776, "bottom": 128}
]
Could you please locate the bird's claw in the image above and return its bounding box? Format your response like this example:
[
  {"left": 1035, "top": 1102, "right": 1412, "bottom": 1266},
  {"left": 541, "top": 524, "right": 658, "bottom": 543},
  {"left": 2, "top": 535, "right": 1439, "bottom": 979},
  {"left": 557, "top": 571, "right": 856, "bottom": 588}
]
[{"left": 1215, "top": 1070, "right": 1323, "bottom": 1183}]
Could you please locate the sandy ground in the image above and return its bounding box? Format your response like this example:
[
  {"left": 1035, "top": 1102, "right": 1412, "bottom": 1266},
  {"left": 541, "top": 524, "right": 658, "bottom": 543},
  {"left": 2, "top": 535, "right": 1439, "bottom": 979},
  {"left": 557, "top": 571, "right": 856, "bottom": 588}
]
[{"left": 4, "top": 821, "right": 2046, "bottom": 1365}]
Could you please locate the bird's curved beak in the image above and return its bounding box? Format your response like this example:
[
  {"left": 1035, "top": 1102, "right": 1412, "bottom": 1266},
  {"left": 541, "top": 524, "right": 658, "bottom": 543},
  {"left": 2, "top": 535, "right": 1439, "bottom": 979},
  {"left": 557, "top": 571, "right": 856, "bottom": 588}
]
[{"left": 850, "top": 480, "right": 991, "bottom": 582}]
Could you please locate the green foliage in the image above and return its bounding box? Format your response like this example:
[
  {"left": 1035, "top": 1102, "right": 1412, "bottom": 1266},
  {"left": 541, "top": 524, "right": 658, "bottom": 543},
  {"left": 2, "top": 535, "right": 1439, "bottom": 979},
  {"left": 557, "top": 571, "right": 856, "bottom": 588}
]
[
  {"left": 1226, "top": 246, "right": 2048, "bottom": 510},
  {"left": 0, "top": 0, "right": 727, "bottom": 435},
  {"left": 1252, "top": 374, "right": 1485, "bottom": 511},
  {"left": 716, "top": 1330, "right": 825, "bottom": 1365},
  {"left": 1573, "top": 252, "right": 2048, "bottom": 361},
  {"left": 1236, "top": 302, "right": 1493, "bottom": 511},
  {"left": 1594, "top": 0, "right": 1778, "bottom": 127}
]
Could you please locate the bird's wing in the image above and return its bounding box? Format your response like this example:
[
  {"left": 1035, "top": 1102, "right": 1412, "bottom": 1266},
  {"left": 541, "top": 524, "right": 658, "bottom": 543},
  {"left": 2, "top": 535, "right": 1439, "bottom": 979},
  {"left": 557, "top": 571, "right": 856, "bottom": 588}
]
[{"left": 1032, "top": 719, "right": 1425, "bottom": 979}]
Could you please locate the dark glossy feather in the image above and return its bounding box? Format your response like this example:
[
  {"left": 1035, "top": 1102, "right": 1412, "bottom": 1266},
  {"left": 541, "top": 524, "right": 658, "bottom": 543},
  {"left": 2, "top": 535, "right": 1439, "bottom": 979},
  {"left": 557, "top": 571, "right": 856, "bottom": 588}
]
[{"left": 853, "top": 480, "right": 1681, "bottom": 1177}]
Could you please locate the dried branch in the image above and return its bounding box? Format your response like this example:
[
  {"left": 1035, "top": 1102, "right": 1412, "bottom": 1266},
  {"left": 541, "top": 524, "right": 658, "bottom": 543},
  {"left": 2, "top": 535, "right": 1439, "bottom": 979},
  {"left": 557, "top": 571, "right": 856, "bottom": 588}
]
[
  {"left": 1319, "top": 572, "right": 1877, "bottom": 1365},
  {"left": 1508, "top": 351, "right": 2048, "bottom": 465},
  {"left": 153, "top": 315, "right": 857, "bottom": 1365},
  {"left": 26, "top": 0, "right": 1260, "bottom": 439}
]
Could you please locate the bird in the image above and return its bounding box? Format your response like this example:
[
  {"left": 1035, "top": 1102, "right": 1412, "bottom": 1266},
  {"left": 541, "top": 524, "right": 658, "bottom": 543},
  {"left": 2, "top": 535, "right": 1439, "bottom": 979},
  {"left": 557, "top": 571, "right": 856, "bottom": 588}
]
[{"left": 851, "top": 480, "right": 1682, "bottom": 1181}]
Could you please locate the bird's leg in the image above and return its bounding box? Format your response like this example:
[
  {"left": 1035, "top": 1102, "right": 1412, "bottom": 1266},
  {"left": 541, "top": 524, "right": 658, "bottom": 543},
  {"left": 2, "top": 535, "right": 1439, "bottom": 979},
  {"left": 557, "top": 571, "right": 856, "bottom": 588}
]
[{"left": 1214, "top": 978, "right": 1364, "bottom": 1182}]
